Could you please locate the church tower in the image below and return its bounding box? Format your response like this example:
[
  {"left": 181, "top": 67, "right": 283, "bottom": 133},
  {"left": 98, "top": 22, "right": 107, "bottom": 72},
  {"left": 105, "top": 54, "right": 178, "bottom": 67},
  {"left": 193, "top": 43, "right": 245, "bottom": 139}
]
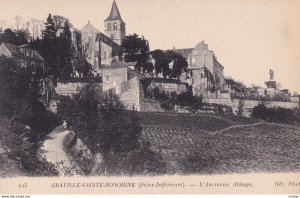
[{"left": 104, "top": 0, "right": 126, "bottom": 45}]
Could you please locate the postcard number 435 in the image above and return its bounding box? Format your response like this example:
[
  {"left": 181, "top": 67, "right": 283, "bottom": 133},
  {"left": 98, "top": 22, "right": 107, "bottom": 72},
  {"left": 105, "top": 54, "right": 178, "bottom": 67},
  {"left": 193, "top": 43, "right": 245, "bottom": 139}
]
[{"left": 18, "top": 183, "right": 27, "bottom": 188}]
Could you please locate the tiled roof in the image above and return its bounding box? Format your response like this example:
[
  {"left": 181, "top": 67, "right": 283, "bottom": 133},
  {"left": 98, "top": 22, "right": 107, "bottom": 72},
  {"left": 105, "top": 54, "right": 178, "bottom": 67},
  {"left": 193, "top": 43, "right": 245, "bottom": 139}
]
[
  {"left": 104, "top": 0, "right": 124, "bottom": 23},
  {"left": 127, "top": 68, "right": 146, "bottom": 79},
  {"left": 213, "top": 55, "right": 224, "bottom": 68},
  {"left": 2, "top": 42, "right": 19, "bottom": 55},
  {"left": 1, "top": 42, "right": 44, "bottom": 61},
  {"left": 80, "top": 22, "right": 100, "bottom": 33}
]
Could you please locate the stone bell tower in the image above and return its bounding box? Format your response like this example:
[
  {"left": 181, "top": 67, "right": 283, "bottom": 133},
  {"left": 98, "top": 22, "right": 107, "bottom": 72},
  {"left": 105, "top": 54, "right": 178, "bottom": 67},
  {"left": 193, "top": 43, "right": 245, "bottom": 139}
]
[{"left": 104, "top": 0, "right": 126, "bottom": 45}]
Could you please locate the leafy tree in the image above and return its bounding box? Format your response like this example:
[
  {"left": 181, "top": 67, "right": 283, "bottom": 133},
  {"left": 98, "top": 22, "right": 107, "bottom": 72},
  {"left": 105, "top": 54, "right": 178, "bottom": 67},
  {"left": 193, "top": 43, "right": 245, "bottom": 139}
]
[
  {"left": 53, "top": 15, "right": 72, "bottom": 31},
  {"left": 251, "top": 103, "right": 299, "bottom": 125},
  {"left": 0, "top": 28, "right": 29, "bottom": 45},
  {"left": 165, "top": 50, "right": 188, "bottom": 79},
  {"left": 121, "top": 34, "right": 151, "bottom": 72},
  {"left": 150, "top": 49, "right": 170, "bottom": 77},
  {"left": 15, "top": 29, "right": 30, "bottom": 44}
]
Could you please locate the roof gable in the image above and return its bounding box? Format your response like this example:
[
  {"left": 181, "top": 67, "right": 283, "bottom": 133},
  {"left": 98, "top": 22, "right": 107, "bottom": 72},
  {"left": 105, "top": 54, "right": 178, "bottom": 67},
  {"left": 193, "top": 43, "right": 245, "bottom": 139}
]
[
  {"left": 1, "top": 42, "right": 44, "bottom": 61},
  {"left": 80, "top": 22, "right": 100, "bottom": 33},
  {"left": 2, "top": 42, "right": 19, "bottom": 55}
]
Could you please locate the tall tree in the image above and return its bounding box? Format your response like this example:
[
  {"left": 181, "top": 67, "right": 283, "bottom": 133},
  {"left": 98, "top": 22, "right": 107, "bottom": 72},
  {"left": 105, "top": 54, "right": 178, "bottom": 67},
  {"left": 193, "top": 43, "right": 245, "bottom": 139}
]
[
  {"left": 165, "top": 50, "right": 188, "bottom": 79},
  {"left": 39, "top": 14, "right": 59, "bottom": 78},
  {"left": 42, "top": 14, "right": 56, "bottom": 40},
  {"left": 0, "top": 28, "right": 17, "bottom": 44},
  {"left": 0, "top": 28, "right": 28, "bottom": 45},
  {"left": 57, "top": 19, "right": 73, "bottom": 79},
  {"left": 121, "top": 34, "right": 151, "bottom": 72},
  {"left": 150, "top": 50, "right": 170, "bottom": 78}
]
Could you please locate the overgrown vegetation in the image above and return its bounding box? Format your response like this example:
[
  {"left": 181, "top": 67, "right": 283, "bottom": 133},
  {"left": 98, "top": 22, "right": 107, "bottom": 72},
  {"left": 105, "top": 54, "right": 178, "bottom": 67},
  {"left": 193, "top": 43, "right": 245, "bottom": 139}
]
[
  {"left": 0, "top": 56, "right": 59, "bottom": 176},
  {"left": 251, "top": 103, "right": 300, "bottom": 125},
  {"left": 142, "top": 81, "right": 203, "bottom": 112},
  {"left": 226, "top": 77, "right": 291, "bottom": 102},
  {"left": 57, "top": 86, "right": 142, "bottom": 155},
  {"left": 56, "top": 85, "right": 167, "bottom": 175},
  {"left": 150, "top": 49, "right": 188, "bottom": 78}
]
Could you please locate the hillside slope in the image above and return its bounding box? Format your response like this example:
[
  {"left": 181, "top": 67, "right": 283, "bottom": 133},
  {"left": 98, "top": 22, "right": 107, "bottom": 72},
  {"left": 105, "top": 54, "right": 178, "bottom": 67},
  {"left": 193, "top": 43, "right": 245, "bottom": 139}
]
[{"left": 139, "top": 112, "right": 300, "bottom": 174}]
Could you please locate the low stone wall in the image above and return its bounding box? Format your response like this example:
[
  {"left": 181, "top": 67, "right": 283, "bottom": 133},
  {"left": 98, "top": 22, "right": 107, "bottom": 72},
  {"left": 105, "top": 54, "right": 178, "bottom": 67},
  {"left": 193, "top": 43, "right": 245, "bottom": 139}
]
[
  {"left": 203, "top": 98, "right": 299, "bottom": 116},
  {"left": 119, "top": 76, "right": 140, "bottom": 111},
  {"left": 55, "top": 82, "right": 89, "bottom": 96},
  {"left": 63, "top": 131, "right": 95, "bottom": 175},
  {"left": 140, "top": 99, "right": 165, "bottom": 112}
]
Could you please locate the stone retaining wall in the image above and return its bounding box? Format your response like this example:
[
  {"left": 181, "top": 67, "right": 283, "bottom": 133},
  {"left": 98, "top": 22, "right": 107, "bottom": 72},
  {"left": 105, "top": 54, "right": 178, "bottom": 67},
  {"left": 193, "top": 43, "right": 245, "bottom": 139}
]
[{"left": 203, "top": 98, "right": 299, "bottom": 116}]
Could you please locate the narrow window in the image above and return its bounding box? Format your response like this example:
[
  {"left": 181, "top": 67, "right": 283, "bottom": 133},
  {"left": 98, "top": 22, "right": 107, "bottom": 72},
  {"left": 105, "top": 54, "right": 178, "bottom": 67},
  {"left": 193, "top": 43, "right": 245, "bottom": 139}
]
[
  {"left": 107, "top": 23, "right": 111, "bottom": 30},
  {"left": 113, "top": 23, "right": 117, "bottom": 30}
]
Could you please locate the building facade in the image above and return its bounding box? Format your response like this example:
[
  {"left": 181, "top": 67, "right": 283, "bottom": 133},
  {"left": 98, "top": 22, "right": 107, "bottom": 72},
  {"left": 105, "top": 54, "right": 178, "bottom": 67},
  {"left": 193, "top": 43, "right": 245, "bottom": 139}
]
[
  {"left": 104, "top": 0, "right": 126, "bottom": 46},
  {"left": 80, "top": 0, "right": 125, "bottom": 71},
  {"left": 174, "top": 41, "right": 227, "bottom": 97},
  {"left": 0, "top": 42, "right": 44, "bottom": 75}
]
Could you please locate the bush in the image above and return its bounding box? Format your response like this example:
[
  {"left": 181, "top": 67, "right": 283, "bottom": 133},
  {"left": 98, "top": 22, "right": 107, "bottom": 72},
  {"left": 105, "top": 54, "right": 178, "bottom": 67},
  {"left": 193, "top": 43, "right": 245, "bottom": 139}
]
[
  {"left": 251, "top": 103, "right": 300, "bottom": 125},
  {"left": 0, "top": 118, "right": 58, "bottom": 176},
  {"left": 56, "top": 85, "right": 142, "bottom": 157}
]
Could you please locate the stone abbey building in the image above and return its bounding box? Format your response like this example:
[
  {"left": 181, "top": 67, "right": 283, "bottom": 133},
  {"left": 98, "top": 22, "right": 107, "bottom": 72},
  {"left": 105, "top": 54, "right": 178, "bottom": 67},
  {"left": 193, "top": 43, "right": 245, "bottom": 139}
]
[
  {"left": 173, "top": 41, "right": 228, "bottom": 98},
  {"left": 80, "top": 0, "right": 124, "bottom": 71}
]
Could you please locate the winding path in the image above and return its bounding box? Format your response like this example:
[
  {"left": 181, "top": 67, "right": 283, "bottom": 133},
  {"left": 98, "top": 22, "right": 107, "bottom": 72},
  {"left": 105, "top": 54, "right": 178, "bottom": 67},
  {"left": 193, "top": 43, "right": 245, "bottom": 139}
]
[
  {"left": 39, "top": 125, "right": 82, "bottom": 176},
  {"left": 212, "top": 122, "right": 264, "bottom": 135}
]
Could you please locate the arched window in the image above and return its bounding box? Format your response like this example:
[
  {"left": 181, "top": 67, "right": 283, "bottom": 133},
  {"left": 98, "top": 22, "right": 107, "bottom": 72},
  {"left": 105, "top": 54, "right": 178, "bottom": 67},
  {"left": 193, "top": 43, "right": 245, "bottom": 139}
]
[
  {"left": 107, "top": 23, "right": 111, "bottom": 30},
  {"left": 113, "top": 23, "right": 117, "bottom": 30}
]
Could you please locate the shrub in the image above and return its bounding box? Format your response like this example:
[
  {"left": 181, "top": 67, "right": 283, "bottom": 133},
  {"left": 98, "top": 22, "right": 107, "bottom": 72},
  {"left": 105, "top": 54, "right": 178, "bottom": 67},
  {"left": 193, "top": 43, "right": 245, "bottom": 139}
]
[
  {"left": 0, "top": 118, "right": 58, "bottom": 176},
  {"left": 237, "top": 99, "right": 245, "bottom": 116},
  {"left": 251, "top": 103, "right": 300, "bottom": 125},
  {"left": 56, "top": 85, "right": 142, "bottom": 157}
]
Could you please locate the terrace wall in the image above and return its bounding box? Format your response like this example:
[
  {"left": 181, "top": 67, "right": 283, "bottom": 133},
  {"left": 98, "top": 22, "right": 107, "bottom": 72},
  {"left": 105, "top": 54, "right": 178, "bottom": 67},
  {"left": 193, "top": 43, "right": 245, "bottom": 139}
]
[
  {"left": 55, "top": 82, "right": 89, "bottom": 96},
  {"left": 203, "top": 98, "right": 299, "bottom": 116},
  {"left": 119, "top": 76, "right": 141, "bottom": 111}
]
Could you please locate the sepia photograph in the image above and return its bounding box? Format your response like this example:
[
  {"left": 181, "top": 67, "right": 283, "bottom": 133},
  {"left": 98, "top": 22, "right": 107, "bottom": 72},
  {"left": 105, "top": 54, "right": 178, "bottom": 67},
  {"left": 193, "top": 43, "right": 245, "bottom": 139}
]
[{"left": 0, "top": 0, "right": 300, "bottom": 195}]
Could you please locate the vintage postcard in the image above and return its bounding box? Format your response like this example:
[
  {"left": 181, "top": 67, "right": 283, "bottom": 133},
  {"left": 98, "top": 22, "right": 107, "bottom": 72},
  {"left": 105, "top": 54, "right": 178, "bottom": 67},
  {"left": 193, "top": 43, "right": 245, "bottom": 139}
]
[{"left": 0, "top": 0, "right": 300, "bottom": 196}]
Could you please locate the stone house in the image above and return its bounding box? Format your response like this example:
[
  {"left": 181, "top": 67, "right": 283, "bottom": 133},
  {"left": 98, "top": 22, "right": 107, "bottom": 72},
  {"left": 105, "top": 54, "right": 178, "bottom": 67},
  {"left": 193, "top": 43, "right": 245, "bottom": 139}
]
[
  {"left": 0, "top": 42, "right": 44, "bottom": 75},
  {"left": 172, "top": 41, "right": 227, "bottom": 98},
  {"left": 101, "top": 61, "right": 127, "bottom": 94}
]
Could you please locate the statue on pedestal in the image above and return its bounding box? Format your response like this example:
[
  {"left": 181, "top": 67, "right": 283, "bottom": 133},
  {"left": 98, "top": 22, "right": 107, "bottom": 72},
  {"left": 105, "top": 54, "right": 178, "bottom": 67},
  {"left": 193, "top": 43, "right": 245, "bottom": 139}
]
[{"left": 269, "top": 69, "right": 274, "bottom": 80}]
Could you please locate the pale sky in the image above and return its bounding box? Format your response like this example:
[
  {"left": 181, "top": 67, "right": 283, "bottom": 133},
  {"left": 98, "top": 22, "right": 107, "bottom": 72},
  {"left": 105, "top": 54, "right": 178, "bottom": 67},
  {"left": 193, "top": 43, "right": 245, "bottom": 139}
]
[{"left": 1, "top": 0, "right": 300, "bottom": 93}]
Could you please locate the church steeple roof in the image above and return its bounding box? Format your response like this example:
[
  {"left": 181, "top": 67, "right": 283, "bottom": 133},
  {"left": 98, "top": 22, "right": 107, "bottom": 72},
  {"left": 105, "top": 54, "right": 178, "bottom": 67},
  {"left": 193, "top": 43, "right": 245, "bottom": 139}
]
[{"left": 104, "top": 0, "right": 124, "bottom": 23}]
